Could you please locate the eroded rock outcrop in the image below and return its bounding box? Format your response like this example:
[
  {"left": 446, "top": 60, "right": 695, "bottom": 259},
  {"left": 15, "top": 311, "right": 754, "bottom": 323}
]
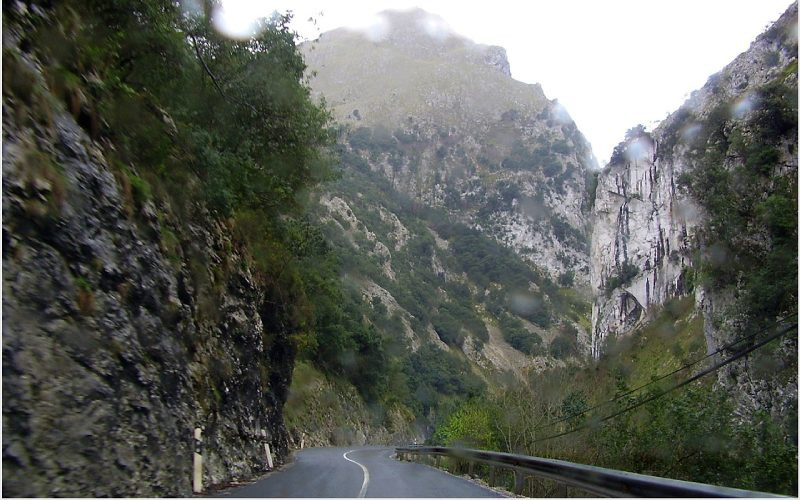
[{"left": 590, "top": 130, "right": 698, "bottom": 357}]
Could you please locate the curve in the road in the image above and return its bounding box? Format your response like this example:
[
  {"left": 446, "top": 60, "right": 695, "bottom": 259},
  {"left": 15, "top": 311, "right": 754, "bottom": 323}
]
[
  {"left": 214, "top": 446, "right": 505, "bottom": 498},
  {"left": 342, "top": 450, "right": 369, "bottom": 497}
]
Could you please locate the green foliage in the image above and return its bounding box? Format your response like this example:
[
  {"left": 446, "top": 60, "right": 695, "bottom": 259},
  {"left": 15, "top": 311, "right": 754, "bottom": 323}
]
[
  {"left": 25, "top": 0, "right": 334, "bottom": 218},
  {"left": 280, "top": 221, "right": 391, "bottom": 403},
  {"left": 74, "top": 276, "right": 94, "bottom": 315},
  {"left": 160, "top": 227, "right": 181, "bottom": 265},
  {"left": 432, "top": 309, "right": 465, "bottom": 347},
  {"left": 433, "top": 398, "right": 501, "bottom": 449},
  {"left": 548, "top": 333, "right": 577, "bottom": 359},
  {"left": 75, "top": 276, "right": 92, "bottom": 292},
  {"left": 609, "top": 125, "right": 650, "bottom": 165},
  {"left": 560, "top": 391, "right": 588, "bottom": 423},
  {"left": 679, "top": 79, "right": 798, "bottom": 325},
  {"left": 558, "top": 270, "right": 575, "bottom": 287},
  {"left": 501, "top": 140, "right": 564, "bottom": 176},
  {"left": 436, "top": 223, "right": 538, "bottom": 289},
  {"left": 498, "top": 313, "right": 542, "bottom": 354},
  {"left": 605, "top": 262, "right": 640, "bottom": 294},
  {"left": 593, "top": 382, "right": 797, "bottom": 494},
  {"left": 513, "top": 291, "right": 552, "bottom": 328},
  {"left": 682, "top": 266, "right": 696, "bottom": 294},
  {"left": 431, "top": 297, "right": 796, "bottom": 495},
  {"left": 439, "top": 301, "right": 489, "bottom": 344},
  {"left": 348, "top": 127, "right": 373, "bottom": 150},
  {"left": 127, "top": 172, "right": 151, "bottom": 206},
  {"left": 404, "top": 345, "right": 485, "bottom": 416},
  {"left": 586, "top": 170, "right": 600, "bottom": 209},
  {"left": 551, "top": 215, "right": 587, "bottom": 251}
]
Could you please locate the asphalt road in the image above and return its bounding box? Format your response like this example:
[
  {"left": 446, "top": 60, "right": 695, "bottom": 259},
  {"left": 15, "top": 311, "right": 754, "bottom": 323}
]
[{"left": 215, "top": 446, "right": 506, "bottom": 497}]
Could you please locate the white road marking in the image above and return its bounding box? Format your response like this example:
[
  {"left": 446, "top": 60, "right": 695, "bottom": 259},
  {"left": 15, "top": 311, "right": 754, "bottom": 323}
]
[{"left": 343, "top": 450, "right": 370, "bottom": 498}]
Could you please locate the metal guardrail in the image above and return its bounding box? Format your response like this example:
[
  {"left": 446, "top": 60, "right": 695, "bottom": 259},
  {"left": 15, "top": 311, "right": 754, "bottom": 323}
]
[{"left": 395, "top": 445, "right": 787, "bottom": 497}]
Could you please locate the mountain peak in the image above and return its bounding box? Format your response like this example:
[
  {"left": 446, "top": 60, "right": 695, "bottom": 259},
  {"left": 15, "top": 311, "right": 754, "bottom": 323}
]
[
  {"left": 373, "top": 8, "right": 455, "bottom": 43},
  {"left": 325, "top": 8, "right": 511, "bottom": 77}
]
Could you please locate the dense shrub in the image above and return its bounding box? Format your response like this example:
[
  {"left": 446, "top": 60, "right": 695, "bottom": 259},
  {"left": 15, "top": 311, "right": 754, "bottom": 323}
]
[
  {"left": 432, "top": 398, "right": 501, "bottom": 449},
  {"left": 605, "top": 262, "right": 640, "bottom": 293},
  {"left": 548, "top": 333, "right": 577, "bottom": 359},
  {"left": 498, "top": 313, "right": 542, "bottom": 354},
  {"left": 404, "top": 345, "right": 485, "bottom": 415}
]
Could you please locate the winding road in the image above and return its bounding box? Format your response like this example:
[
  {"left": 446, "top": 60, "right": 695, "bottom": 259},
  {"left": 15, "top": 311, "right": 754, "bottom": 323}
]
[{"left": 215, "top": 446, "right": 506, "bottom": 497}]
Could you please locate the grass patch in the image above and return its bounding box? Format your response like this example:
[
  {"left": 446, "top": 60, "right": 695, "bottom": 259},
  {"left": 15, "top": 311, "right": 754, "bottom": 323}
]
[
  {"left": 160, "top": 227, "right": 181, "bottom": 266},
  {"left": 75, "top": 276, "right": 95, "bottom": 315},
  {"left": 601, "top": 296, "right": 704, "bottom": 388},
  {"left": 20, "top": 146, "right": 67, "bottom": 219}
]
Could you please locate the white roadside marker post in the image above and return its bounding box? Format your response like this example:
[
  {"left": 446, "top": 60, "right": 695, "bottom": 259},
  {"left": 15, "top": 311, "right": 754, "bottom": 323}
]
[
  {"left": 261, "top": 429, "right": 274, "bottom": 469},
  {"left": 193, "top": 427, "right": 203, "bottom": 493}
]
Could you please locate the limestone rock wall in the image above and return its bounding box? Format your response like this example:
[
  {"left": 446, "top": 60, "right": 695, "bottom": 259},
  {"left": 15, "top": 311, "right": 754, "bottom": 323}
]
[
  {"left": 2, "top": 43, "right": 294, "bottom": 497},
  {"left": 590, "top": 136, "right": 698, "bottom": 357},
  {"left": 590, "top": 3, "right": 798, "bottom": 363}
]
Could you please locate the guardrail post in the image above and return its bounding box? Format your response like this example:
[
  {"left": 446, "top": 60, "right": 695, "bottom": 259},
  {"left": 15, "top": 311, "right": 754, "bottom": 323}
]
[
  {"left": 514, "top": 469, "right": 525, "bottom": 495},
  {"left": 468, "top": 461, "right": 475, "bottom": 477},
  {"left": 488, "top": 465, "right": 496, "bottom": 486},
  {"left": 193, "top": 427, "right": 203, "bottom": 493}
]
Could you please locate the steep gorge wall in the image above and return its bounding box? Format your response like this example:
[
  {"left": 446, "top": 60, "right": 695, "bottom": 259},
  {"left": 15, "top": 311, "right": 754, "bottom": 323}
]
[
  {"left": 590, "top": 131, "right": 698, "bottom": 357},
  {"left": 590, "top": 4, "right": 798, "bottom": 417},
  {"left": 2, "top": 38, "right": 294, "bottom": 496},
  {"left": 591, "top": 3, "right": 797, "bottom": 356}
]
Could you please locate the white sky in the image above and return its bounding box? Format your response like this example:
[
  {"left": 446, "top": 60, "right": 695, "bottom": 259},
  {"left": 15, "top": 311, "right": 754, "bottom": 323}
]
[{"left": 212, "top": 0, "right": 794, "bottom": 165}]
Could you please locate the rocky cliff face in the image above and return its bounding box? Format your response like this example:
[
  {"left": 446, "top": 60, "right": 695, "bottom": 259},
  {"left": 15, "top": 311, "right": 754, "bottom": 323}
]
[
  {"left": 590, "top": 4, "right": 798, "bottom": 427},
  {"left": 590, "top": 3, "right": 798, "bottom": 358},
  {"left": 303, "top": 8, "right": 596, "bottom": 286},
  {"left": 2, "top": 37, "right": 294, "bottom": 496},
  {"left": 590, "top": 129, "right": 698, "bottom": 357}
]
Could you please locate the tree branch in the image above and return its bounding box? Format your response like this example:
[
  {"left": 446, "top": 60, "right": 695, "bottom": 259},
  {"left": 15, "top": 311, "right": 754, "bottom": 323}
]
[{"left": 188, "top": 33, "right": 259, "bottom": 116}]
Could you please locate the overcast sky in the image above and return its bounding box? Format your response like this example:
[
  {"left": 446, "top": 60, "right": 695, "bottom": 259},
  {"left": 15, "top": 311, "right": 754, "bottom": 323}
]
[{"left": 212, "top": 0, "right": 794, "bottom": 165}]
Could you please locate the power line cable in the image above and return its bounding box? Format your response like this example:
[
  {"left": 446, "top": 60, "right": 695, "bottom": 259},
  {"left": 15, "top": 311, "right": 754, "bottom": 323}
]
[
  {"left": 529, "top": 321, "right": 797, "bottom": 444},
  {"left": 536, "top": 313, "right": 798, "bottom": 431}
]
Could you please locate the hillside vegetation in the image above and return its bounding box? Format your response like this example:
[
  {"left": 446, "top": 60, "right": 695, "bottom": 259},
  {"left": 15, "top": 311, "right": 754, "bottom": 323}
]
[
  {"left": 285, "top": 129, "right": 592, "bottom": 442},
  {"left": 430, "top": 5, "right": 798, "bottom": 496},
  {"left": 2, "top": 1, "right": 796, "bottom": 496},
  {"left": 433, "top": 297, "right": 797, "bottom": 496}
]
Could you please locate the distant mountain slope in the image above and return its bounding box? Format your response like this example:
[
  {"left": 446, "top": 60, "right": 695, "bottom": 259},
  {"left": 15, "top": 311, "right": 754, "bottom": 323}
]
[
  {"left": 280, "top": 10, "right": 598, "bottom": 444},
  {"left": 281, "top": 150, "right": 592, "bottom": 444},
  {"left": 302, "top": 8, "right": 597, "bottom": 286}
]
